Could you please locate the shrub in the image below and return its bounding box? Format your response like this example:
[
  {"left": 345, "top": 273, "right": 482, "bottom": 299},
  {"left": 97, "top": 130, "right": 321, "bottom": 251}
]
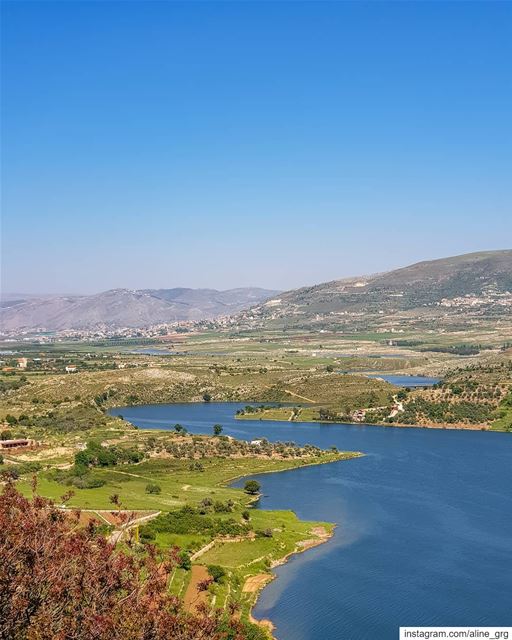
[
  {"left": 145, "top": 483, "right": 162, "bottom": 495},
  {"left": 139, "top": 528, "right": 156, "bottom": 543},
  {"left": 178, "top": 551, "right": 191, "bottom": 570},
  {"left": 207, "top": 565, "right": 226, "bottom": 583},
  {"left": 71, "top": 476, "right": 106, "bottom": 489},
  {"left": 146, "top": 507, "right": 248, "bottom": 538}
]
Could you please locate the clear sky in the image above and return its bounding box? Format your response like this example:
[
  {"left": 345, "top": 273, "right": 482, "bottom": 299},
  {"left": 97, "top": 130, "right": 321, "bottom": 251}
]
[{"left": 1, "top": 1, "right": 511, "bottom": 294}]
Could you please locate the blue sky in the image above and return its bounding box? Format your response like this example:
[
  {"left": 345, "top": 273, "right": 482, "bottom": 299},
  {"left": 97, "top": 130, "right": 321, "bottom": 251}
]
[{"left": 1, "top": 1, "right": 511, "bottom": 294}]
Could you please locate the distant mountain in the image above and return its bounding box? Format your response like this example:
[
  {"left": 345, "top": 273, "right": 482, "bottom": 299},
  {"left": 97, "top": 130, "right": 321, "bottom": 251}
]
[
  {"left": 0, "top": 287, "right": 279, "bottom": 331},
  {"left": 238, "top": 250, "right": 512, "bottom": 327},
  {"left": 3, "top": 251, "right": 510, "bottom": 332}
]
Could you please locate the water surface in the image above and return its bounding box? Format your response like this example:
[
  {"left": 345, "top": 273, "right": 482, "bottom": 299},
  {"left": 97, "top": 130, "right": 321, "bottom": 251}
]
[
  {"left": 110, "top": 403, "right": 512, "bottom": 640},
  {"left": 366, "top": 374, "right": 441, "bottom": 387}
]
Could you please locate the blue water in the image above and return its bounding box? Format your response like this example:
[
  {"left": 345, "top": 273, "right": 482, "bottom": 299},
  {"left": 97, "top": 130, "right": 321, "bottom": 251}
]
[
  {"left": 109, "top": 403, "right": 512, "bottom": 640},
  {"left": 334, "top": 353, "right": 417, "bottom": 359},
  {"left": 128, "top": 349, "right": 182, "bottom": 356},
  {"left": 366, "top": 374, "right": 441, "bottom": 387}
]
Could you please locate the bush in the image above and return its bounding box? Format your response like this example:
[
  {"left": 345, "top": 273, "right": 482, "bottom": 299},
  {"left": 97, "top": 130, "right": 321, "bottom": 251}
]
[
  {"left": 178, "top": 551, "right": 191, "bottom": 570},
  {"left": 145, "top": 483, "right": 162, "bottom": 495},
  {"left": 139, "top": 528, "right": 155, "bottom": 543},
  {"left": 213, "top": 500, "right": 232, "bottom": 513},
  {"left": 71, "top": 476, "right": 106, "bottom": 489},
  {"left": 14, "top": 461, "right": 42, "bottom": 475},
  {"left": 146, "top": 506, "right": 249, "bottom": 538},
  {"left": 207, "top": 565, "right": 226, "bottom": 583}
]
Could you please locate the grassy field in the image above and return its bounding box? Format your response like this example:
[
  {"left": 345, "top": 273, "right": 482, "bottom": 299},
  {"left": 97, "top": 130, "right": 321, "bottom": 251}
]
[
  {"left": 14, "top": 453, "right": 349, "bottom": 511},
  {"left": 5, "top": 431, "right": 353, "bottom": 636}
]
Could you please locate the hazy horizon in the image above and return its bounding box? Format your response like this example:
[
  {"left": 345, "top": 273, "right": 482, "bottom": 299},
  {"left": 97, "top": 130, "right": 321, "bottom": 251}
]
[
  {"left": 1, "top": 248, "right": 510, "bottom": 298},
  {"left": 2, "top": 1, "right": 511, "bottom": 294}
]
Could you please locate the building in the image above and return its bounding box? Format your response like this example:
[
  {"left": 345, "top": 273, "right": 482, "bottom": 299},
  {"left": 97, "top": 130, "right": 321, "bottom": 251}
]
[
  {"left": 65, "top": 365, "right": 78, "bottom": 373},
  {"left": 17, "top": 358, "right": 28, "bottom": 369},
  {"left": 0, "top": 438, "right": 36, "bottom": 450}
]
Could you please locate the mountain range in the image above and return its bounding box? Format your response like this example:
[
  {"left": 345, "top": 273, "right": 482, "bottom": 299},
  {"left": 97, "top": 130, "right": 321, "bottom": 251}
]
[
  {"left": 1, "top": 250, "right": 510, "bottom": 332},
  {"left": 0, "top": 287, "right": 279, "bottom": 331}
]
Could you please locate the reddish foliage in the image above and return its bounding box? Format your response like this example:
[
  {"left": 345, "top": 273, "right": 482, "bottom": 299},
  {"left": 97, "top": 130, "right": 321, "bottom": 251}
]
[
  {"left": 0, "top": 481, "right": 245, "bottom": 640},
  {"left": 198, "top": 578, "right": 214, "bottom": 593}
]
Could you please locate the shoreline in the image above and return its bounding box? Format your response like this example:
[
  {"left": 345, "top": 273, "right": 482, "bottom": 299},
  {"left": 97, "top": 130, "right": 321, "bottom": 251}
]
[
  {"left": 109, "top": 401, "right": 497, "bottom": 433},
  {"left": 218, "top": 447, "right": 348, "bottom": 639},
  {"left": 245, "top": 524, "right": 336, "bottom": 639},
  {"left": 221, "top": 451, "right": 363, "bottom": 487},
  {"left": 236, "top": 413, "right": 491, "bottom": 431}
]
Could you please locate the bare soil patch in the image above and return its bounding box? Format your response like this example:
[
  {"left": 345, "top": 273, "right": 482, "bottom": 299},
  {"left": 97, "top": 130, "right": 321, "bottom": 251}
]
[
  {"left": 184, "top": 565, "right": 210, "bottom": 612},
  {"left": 242, "top": 573, "right": 273, "bottom": 593}
]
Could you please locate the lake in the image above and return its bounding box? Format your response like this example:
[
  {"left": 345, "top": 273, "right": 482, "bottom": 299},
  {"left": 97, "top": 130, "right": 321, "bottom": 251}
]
[
  {"left": 109, "top": 403, "right": 512, "bottom": 640},
  {"left": 365, "top": 374, "right": 441, "bottom": 387},
  {"left": 127, "top": 349, "right": 183, "bottom": 356}
]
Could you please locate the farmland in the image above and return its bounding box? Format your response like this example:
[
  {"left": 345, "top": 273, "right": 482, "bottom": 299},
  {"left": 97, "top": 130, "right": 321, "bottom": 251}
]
[{"left": 0, "top": 322, "right": 511, "bottom": 637}]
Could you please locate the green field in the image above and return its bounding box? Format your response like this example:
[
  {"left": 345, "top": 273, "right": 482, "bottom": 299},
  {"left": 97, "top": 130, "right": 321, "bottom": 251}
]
[{"left": 7, "top": 438, "right": 349, "bottom": 635}]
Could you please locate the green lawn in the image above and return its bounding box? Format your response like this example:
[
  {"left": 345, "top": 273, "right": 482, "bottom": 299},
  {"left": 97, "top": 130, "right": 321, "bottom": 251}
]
[{"left": 15, "top": 453, "right": 346, "bottom": 511}]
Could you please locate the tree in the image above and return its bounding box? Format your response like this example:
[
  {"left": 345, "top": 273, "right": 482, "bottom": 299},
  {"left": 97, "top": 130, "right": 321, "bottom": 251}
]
[
  {"left": 74, "top": 450, "right": 93, "bottom": 467},
  {"left": 213, "top": 424, "right": 223, "bottom": 436},
  {"left": 326, "top": 364, "right": 334, "bottom": 373},
  {"left": 202, "top": 392, "right": 212, "bottom": 402},
  {"left": 0, "top": 480, "right": 246, "bottom": 640},
  {"left": 174, "top": 423, "right": 187, "bottom": 434},
  {"left": 244, "top": 480, "right": 261, "bottom": 495}
]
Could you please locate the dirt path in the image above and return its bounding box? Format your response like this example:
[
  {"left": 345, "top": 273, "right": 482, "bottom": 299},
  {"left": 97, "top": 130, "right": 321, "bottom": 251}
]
[
  {"left": 103, "top": 469, "right": 153, "bottom": 480},
  {"left": 108, "top": 510, "right": 161, "bottom": 544},
  {"left": 284, "top": 389, "right": 316, "bottom": 403},
  {"left": 184, "top": 565, "right": 210, "bottom": 612}
]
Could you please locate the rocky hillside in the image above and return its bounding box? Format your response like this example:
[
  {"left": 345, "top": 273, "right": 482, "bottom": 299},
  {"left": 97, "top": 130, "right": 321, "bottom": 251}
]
[
  {"left": 237, "top": 250, "right": 512, "bottom": 327},
  {"left": 0, "top": 287, "right": 279, "bottom": 331}
]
